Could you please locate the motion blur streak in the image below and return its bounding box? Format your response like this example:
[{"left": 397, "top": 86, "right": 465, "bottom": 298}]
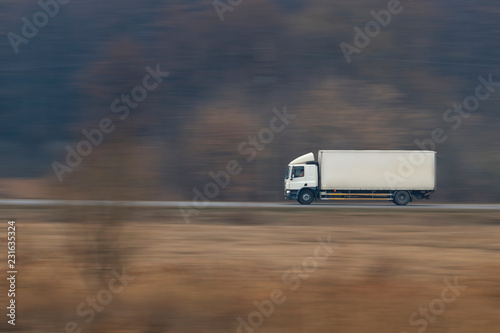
[{"left": 1, "top": 1, "right": 499, "bottom": 332}]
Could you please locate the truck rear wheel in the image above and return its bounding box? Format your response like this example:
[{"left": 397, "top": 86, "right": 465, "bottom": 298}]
[
  {"left": 393, "top": 191, "right": 411, "bottom": 205},
  {"left": 298, "top": 189, "right": 314, "bottom": 205}
]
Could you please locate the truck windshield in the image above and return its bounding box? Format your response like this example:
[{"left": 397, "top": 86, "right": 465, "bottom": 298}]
[{"left": 285, "top": 166, "right": 291, "bottom": 179}]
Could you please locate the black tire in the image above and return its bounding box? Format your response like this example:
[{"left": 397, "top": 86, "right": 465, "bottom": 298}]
[
  {"left": 393, "top": 191, "right": 411, "bottom": 205},
  {"left": 298, "top": 189, "right": 314, "bottom": 205}
]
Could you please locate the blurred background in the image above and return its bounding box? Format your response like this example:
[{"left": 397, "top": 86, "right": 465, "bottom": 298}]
[
  {"left": 1, "top": 2, "right": 500, "bottom": 333},
  {"left": 0, "top": 0, "right": 499, "bottom": 202}
]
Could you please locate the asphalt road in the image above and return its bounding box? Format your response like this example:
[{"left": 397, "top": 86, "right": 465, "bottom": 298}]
[{"left": 0, "top": 199, "right": 499, "bottom": 210}]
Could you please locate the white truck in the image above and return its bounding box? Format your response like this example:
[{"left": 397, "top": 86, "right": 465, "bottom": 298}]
[{"left": 284, "top": 150, "right": 436, "bottom": 205}]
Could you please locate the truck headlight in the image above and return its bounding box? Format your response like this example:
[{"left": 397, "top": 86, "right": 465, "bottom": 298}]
[{"left": 286, "top": 190, "right": 290, "bottom": 194}]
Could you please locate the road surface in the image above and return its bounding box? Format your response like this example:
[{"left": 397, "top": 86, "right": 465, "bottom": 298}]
[{"left": 0, "top": 199, "right": 499, "bottom": 210}]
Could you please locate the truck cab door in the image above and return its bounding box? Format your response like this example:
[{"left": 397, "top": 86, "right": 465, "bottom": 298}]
[{"left": 290, "top": 165, "right": 318, "bottom": 190}]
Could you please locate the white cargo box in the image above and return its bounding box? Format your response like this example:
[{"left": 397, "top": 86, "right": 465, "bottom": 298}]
[{"left": 318, "top": 150, "right": 436, "bottom": 190}]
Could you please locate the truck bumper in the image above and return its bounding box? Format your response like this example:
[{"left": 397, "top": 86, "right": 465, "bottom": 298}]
[{"left": 284, "top": 190, "right": 298, "bottom": 200}]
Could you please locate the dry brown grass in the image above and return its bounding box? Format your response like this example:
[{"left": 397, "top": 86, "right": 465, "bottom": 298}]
[
  {"left": 0, "top": 178, "right": 50, "bottom": 199},
  {"left": 1, "top": 207, "right": 500, "bottom": 332}
]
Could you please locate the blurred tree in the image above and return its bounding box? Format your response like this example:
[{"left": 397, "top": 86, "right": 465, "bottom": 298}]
[{"left": 0, "top": 0, "right": 499, "bottom": 202}]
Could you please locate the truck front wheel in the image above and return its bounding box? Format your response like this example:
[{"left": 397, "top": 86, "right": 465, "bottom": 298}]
[
  {"left": 298, "top": 189, "right": 314, "bottom": 205},
  {"left": 393, "top": 191, "right": 411, "bottom": 205}
]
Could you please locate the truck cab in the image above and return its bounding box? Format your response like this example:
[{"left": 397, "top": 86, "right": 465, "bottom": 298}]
[{"left": 284, "top": 153, "right": 318, "bottom": 204}]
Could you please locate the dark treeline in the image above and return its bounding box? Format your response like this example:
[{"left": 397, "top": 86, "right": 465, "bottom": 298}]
[{"left": 0, "top": 0, "right": 499, "bottom": 202}]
